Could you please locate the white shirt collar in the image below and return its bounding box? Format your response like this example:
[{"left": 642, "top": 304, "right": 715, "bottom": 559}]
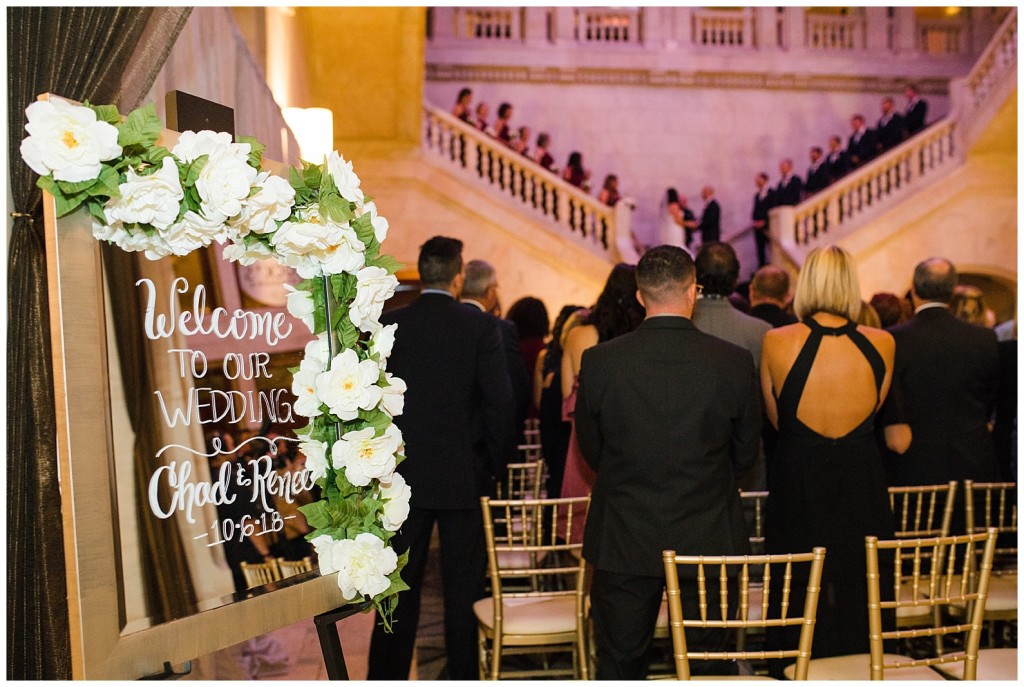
[
  {"left": 914, "top": 302, "right": 949, "bottom": 314},
  {"left": 462, "top": 298, "right": 486, "bottom": 312}
]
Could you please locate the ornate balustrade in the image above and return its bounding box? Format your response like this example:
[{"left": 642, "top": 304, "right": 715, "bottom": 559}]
[
  {"left": 692, "top": 8, "right": 754, "bottom": 48},
  {"left": 960, "top": 8, "right": 1017, "bottom": 114},
  {"left": 422, "top": 104, "right": 630, "bottom": 262},
  {"left": 805, "top": 12, "right": 866, "bottom": 51},
  {"left": 457, "top": 7, "right": 520, "bottom": 41},
  {"left": 574, "top": 7, "right": 640, "bottom": 45},
  {"left": 917, "top": 17, "right": 967, "bottom": 55}
]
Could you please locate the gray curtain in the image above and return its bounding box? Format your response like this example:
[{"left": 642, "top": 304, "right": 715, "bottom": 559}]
[{"left": 6, "top": 7, "right": 190, "bottom": 679}]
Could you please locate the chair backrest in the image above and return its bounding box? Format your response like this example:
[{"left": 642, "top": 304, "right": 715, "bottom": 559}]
[
  {"left": 661, "top": 548, "right": 827, "bottom": 680},
  {"left": 739, "top": 490, "right": 769, "bottom": 555},
  {"left": 277, "top": 556, "right": 313, "bottom": 578},
  {"left": 240, "top": 560, "right": 282, "bottom": 588},
  {"left": 497, "top": 459, "right": 546, "bottom": 501},
  {"left": 517, "top": 442, "right": 543, "bottom": 463},
  {"left": 865, "top": 528, "right": 999, "bottom": 680},
  {"left": 964, "top": 481, "right": 1017, "bottom": 572},
  {"left": 523, "top": 417, "right": 541, "bottom": 444},
  {"left": 480, "top": 495, "right": 590, "bottom": 609},
  {"left": 888, "top": 481, "right": 958, "bottom": 539}
]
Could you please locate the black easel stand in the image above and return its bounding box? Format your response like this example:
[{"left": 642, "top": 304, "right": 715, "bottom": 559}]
[{"left": 314, "top": 598, "right": 374, "bottom": 679}]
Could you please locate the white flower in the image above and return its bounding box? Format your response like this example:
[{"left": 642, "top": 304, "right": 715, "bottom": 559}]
[
  {"left": 326, "top": 151, "right": 365, "bottom": 204},
  {"left": 332, "top": 424, "right": 403, "bottom": 487},
  {"left": 20, "top": 99, "right": 122, "bottom": 182},
  {"left": 195, "top": 147, "right": 258, "bottom": 223},
  {"left": 358, "top": 201, "right": 389, "bottom": 243},
  {"left": 377, "top": 471, "right": 411, "bottom": 532},
  {"left": 300, "top": 333, "right": 331, "bottom": 374},
  {"left": 312, "top": 534, "right": 344, "bottom": 575},
  {"left": 233, "top": 171, "right": 294, "bottom": 235},
  {"left": 223, "top": 239, "right": 273, "bottom": 265},
  {"left": 160, "top": 210, "right": 225, "bottom": 258},
  {"left": 272, "top": 215, "right": 342, "bottom": 258},
  {"left": 333, "top": 533, "right": 398, "bottom": 601},
  {"left": 369, "top": 323, "right": 397, "bottom": 364},
  {"left": 299, "top": 439, "right": 329, "bottom": 481},
  {"left": 92, "top": 219, "right": 166, "bottom": 256},
  {"left": 380, "top": 373, "right": 407, "bottom": 417},
  {"left": 285, "top": 284, "right": 315, "bottom": 333},
  {"left": 350, "top": 266, "right": 399, "bottom": 333},
  {"left": 171, "top": 130, "right": 248, "bottom": 164},
  {"left": 104, "top": 156, "right": 183, "bottom": 230},
  {"left": 319, "top": 224, "right": 366, "bottom": 276},
  {"left": 314, "top": 349, "right": 383, "bottom": 421},
  {"left": 291, "top": 367, "right": 323, "bottom": 418}
]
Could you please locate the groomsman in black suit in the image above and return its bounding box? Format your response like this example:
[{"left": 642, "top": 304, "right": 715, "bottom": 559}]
[
  {"left": 803, "top": 146, "right": 831, "bottom": 196},
  {"left": 750, "top": 172, "right": 773, "bottom": 268},
  {"left": 698, "top": 186, "right": 721, "bottom": 244},
  {"left": 882, "top": 257, "right": 1001, "bottom": 489},
  {"left": 875, "top": 97, "right": 907, "bottom": 152},
  {"left": 825, "top": 135, "right": 851, "bottom": 180},
  {"left": 903, "top": 83, "right": 929, "bottom": 135},
  {"left": 575, "top": 245, "right": 761, "bottom": 679},
  {"left": 461, "top": 259, "right": 531, "bottom": 436},
  {"left": 367, "top": 237, "right": 515, "bottom": 680},
  {"left": 847, "top": 114, "right": 878, "bottom": 168},
  {"left": 773, "top": 158, "right": 803, "bottom": 206}
]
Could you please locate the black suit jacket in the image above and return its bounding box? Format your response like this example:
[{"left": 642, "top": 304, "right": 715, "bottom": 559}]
[
  {"left": 804, "top": 163, "right": 831, "bottom": 195},
  {"left": 876, "top": 112, "right": 907, "bottom": 151},
  {"left": 884, "top": 307, "right": 1001, "bottom": 486},
  {"left": 751, "top": 189, "right": 772, "bottom": 228},
  {"left": 847, "top": 128, "right": 879, "bottom": 167},
  {"left": 826, "top": 150, "right": 851, "bottom": 180},
  {"left": 699, "top": 199, "right": 721, "bottom": 243},
  {"left": 574, "top": 317, "right": 761, "bottom": 576},
  {"left": 773, "top": 175, "right": 803, "bottom": 206},
  {"left": 905, "top": 99, "right": 928, "bottom": 135},
  {"left": 750, "top": 303, "right": 797, "bottom": 329},
  {"left": 462, "top": 301, "right": 531, "bottom": 434},
  {"left": 381, "top": 292, "right": 515, "bottom": 509}
]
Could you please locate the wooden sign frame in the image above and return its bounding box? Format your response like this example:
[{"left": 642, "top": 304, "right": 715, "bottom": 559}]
[{"left": 43, "top": 107, "right": 350, "bottom": 679}]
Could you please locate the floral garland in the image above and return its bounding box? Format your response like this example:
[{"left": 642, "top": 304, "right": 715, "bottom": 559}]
[{"left": 20, "top": 96, "right": 411, "bottom": 626}]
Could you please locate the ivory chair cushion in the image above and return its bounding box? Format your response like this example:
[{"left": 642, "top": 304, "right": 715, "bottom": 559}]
[
  {"left": 783, "top": 653, "right": 946, "bottom": 680},
  {"left": 946, "top": 573, "right": 1018, "bottom": 614},
  {"left": 932, "top": 648, "right": 1017, "bottom": 680},
  {"left": 473, "top": 595, "right": 577, "bottom": 636}
]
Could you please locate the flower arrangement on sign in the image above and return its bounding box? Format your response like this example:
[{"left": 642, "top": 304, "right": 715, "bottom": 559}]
[{"left": 20, "top": 96, "right": 411, "bottom": 627}]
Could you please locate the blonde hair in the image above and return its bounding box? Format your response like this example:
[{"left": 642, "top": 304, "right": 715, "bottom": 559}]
[
  {"left": 950, "top": 285, "right": 987, "bottom": 326},
  {"left": 792, "top": 245, "right": 863, "bottom": 321}
]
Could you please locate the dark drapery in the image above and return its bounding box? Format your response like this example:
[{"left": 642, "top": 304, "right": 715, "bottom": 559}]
[{"left": 7, "top": 7, "right": 190, "bottom": 679}]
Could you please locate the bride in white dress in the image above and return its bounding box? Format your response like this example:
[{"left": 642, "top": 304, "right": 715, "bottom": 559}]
[{"left": 658, "top": 187, "right": 688, "bottom": 252}]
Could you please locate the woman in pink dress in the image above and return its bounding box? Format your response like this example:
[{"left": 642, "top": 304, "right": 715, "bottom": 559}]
[{"left": 559, "top": 263, "right": 645, "bottom": 542}]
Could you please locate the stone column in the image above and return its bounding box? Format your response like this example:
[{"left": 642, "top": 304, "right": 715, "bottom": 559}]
[
  {"left": 865, "top": 7, "right": 891, "bottom": 52},
  {"left": 754, "top": 6, "right": 778, "bottom": 50},
  {"left": 523, "top": 6, "right": 548, "bottom": 46},
  {"left": 891, "top": 7, "right": 918, "bottom": 55},
  {"left": 550, "top": 6, "right": 576, "bottom": 45},
  {"left": 430, "top": 6, "right": 456, "bottom": 42},
  {"left": 782, "top": 6, "right": 805, "bottom": 52}
]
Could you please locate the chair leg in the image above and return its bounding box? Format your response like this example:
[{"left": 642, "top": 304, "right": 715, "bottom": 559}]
[{"left": 491, "top": 634, "right": 502, "bottom": 680}]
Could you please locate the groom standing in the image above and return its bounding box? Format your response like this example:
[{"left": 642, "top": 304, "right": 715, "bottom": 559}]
[{"left": 574, "top": 245, "right": 761, "bottom": 679}]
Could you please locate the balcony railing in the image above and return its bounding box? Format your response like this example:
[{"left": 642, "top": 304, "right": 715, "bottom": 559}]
[
  {"left": 574, "top": 7, "right": 640, "bottom": 45},
  {"left": 961, "top": 8, "right": 1017, "bottom": 114},
  {"left": 458, "top": 7, "right": 520, "bottom": 41},
  {"left": 422, "top": 104, "right": 630, "bottom": 262},
  {"left": 692, "top": 8, "right": 754, "bottom": 48},
  {"left": 806, "top": 13, "right": 866, "bottom": 51},
  {"left": 917, "top": 17, "right": 966, "bottom": 55}
]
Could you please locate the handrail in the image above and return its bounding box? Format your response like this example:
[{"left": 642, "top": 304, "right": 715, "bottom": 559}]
[
  {"left": 422, "top": 103, "right": 630, "bottom": 262},
  {"left": 960, "top": 8, "right": 1017, "bottom": 116}
]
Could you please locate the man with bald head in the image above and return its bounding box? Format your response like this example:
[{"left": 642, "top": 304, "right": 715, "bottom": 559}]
[
  {"left": 749, "top": 265, "right": 797, "bottom": 328},
  {"left": 883, "top": 257, "right": 1001, "bottom": 487},
  {"left": 698, "top": 185, "right": 721, "bottom": 244}
]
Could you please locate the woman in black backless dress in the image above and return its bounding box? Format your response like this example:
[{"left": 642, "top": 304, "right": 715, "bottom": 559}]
[{"left": 760, "top": 246, "right": 896, "bottom": 665}]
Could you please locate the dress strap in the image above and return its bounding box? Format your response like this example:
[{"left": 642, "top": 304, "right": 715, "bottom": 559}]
[
  {"left": 776, "top": 321, "right": 825, "bottom": 417},
  {"left": 845, "top": 327, "right": 887, "bottom": 403}
]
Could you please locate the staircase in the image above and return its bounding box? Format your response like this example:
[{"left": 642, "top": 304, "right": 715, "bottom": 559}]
[{"left": 770, "top": 8, "right": 1017, "bottom": 290}]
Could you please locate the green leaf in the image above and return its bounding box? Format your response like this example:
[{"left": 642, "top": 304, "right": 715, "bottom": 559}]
[
  {"left": 118, "top": 102, "right": 162, "bottom": 148},
  {"left": 368, "top": 253, "right": 404, "bottom": 275},
  {"left": 238, "top": 135, "right": 266, "bottom": 169},
  {"left": 53, "top": 188, "right": 90, "bottom": 217},
  {"left": 184, "top": 154, "right": 208, "bottom": 186},
  {"left": 298, "top": 500, "right": 332, "bottom": 530},
  {"left": 319, "top": 192, "right": 354, "bottom": 224},
  {"left": 36, "top": 175, "right": 58, "bottom": 196},
  {"left": 289, "top": 165, "right": 309, "bottom": 192},
  {"left": 87, "top": 103, "right": 122, "bottom": 126},
  {"left": 303, "top": 163, "right": 322, "bottom": 191},
  {"left": 357, "top": 408, "right": 392, "bottom": 434},
  {"left": 350, "top": 212, "right": 375, "bottom": 244},
  {"left": 56, "top": 176, "right": 103, "bottom": 195},
  {"left": 141, "top": 145, "right": 173, "bottom": 165},
  {"left": 336, "top": 315, "right": 359, "bottom": 350},
  {"left": 90, "top": 165, "right": 122, "bottom": 199},
  {"left": 85, "top": 198, "right": 108, "bottom": 225}
]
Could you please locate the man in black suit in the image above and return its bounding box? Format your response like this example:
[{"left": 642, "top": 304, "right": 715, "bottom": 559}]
[
  {"left": 847, "top": 114, "right": 878, "bottom": 168},
  {"left": 575, "top": 245, "right": 761, "bottom": 679},
  {"left": 903, "top": 83, "right": 928, "bottom": 135},
  {"left": 804, "top": 146, "right": 831, "bottom": 195},
  {"left": 367, "top": 237, "right": 515, "bottom": 680},
  {"left": 750, "top": 172, "right": 773, "bottom": 268},
  {"left": 825, "top": 134, "right": 851, "bottom": 180},
  {"left": 461, "top": 258, "right": 531, "bottom": 437},
  {"left": 875, "top": 96, "right": 907, "bottom": 152},
  {"left": 698, "top": 185, "right": 721, "bottom": 244},
  {"left": 679, "top": 194, "right": 699, "bottom": 250},
  {"left": 749, "top": 265, "right": 797, "bottom": 329},
  {"left": 773, "top": 158, "right": 803, "bottom": 206},
  {"left": 882, "top": 257, "right": 1001, "bottom": 488}
]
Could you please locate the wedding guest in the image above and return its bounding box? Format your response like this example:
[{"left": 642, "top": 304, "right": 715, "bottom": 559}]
[
  {"left": 562, "top": 151, "right": 591, "bottom": 191},
  {"left": 949, "top": 284, "right": 991, "bottom": 326},
  {"left": 533, "top": 132, "right": 556, "bottom": 172},
  {"left": 903, "top": 83, "right": 929, "bottom": 135},
  {"left": 826, "top": 134, "right": 851, "bottom": 180},
  {"left": 875, "top": 96, "right": 907, "bottom": 152},
  {"left": 847, "top": 113, "right": 878, "bottom": 168},
  {"left": 869, "top": 291, "right": 908, "bottom": 329},
  {"left": 804, "top": 146, "right": 831, "bottom": 195},
  {"left": 856, "top": 299, "right": 882, "bottom": 328},
  {"left": 492, "top": 102, "right": 514, "bottom": 145},
  {"left": 474, "top": 102, "right": 490, "bottom": 133},
  {"left": 577, "top": 246, "right": 760, "bottom": 679},
  {"left": 452, "top": 87, "right": 473, "bottom": 123},
  {"left": 751, "top": 172, "right": 773, "bottom": 267},
  {"left": 506, "top": 296, "right": 550, "bottom": 417},
  {"left": 659, "top": 187, "right": 687, "bottom": 250},
  {"left": 597, "top": 174, "right": 621, "bottom": 207},
  {"left": 749, "top": 265, "right": 797, "bottom": 328},
  {"left": 698, "top": 186, "right": 721, "bottom": 244},
  {"left": 761, "top": 245, "right": 895, "bottom": 668},
  {"left": 773, "top": 158, "right": 803, "bottom": 206},
  {"left": 512, "top": 125, "right": 531, "bottom": 156}
]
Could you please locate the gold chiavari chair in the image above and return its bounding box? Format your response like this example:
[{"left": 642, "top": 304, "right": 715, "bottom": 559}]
[
  {"left": 240, "top": 559, "right": 282, "bottom": 589},
  {"left": 476, "top": 496, "right": 591, "bottom": 680},
  {"left": 276, "top": 556, "right": 314, "bottom": 579},
  {"left": 790, "top": 529, "right": 998, "bottom": 680},
  {"left": 662, "top": 547, "right": 827, "bottom": 680},
  {"left": 523, "top": 417, "right": 541, "bottom": 445}
]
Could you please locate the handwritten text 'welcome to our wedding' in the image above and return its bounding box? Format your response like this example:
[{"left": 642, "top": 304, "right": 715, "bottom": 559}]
[{"left": 142, "top": 276, "right": 314, "bottom": 548}]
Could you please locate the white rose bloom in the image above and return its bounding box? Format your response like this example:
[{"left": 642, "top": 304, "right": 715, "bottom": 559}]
[
  {"left": 161, "top": 210, "right": 225, "bottom": 257},
  {"left": 291, "top": 367, "right": 323, "bottom": 419},
  {"left": 196, "top": 147, "right": 258, "bottom": 224},
  {"left": 171, "top": 130, "right": 249, "bottom": 164},
  {"left": 103, "top": 157, "right": 183, "bottom": 230},
  {"left": 312, "top": 534, "right": 344, "bottom": 575},
  {"left": 319, "top": 224, "right": 366, "bottom": 276},
  {"left": 350, "top": 266, "right": 399, "bottom": 333},
  {"left": 233, "top": 171, "right": 295, "bottom": 235},
  {"left": 222, "top": 239, "right": 272, "bottom": 266},
  {"left": 377, "top": 471, "right": 412, "bottom": 532},
  {"left": 271, "top": 213, "right": 345, "bottom": 259},
  {"left": 315, "top": 349, "right": 383, "bottom": 421},
  {"left": 284, "top": 284, "right": 315, "bottom": 333},
  {"left": 277, "top": 252, "right": 323, "bottom": 280},
  {"left": 93, "top": 219, "right": 169, "bottom": 257},
  {"left": 358, "top": 201, "right": 389, "bottom": 243},
  {"left": 299, "top": 439, "right": 329, "bottom": 481},
  {"left": 20, "top": 99, "right": 122, "bottom": 182},
  {"left": 333, "top": 533, "right": 398, "bottom": 601},
  {"left": 332, "top": 424, "right": 403, "bottom": 487},
  {"left": 369, "top": 323, "right": 398, "bottom": 364},
  {"left": 326, "top": 151, "right": 365, "bottom": 204},
  {"left": 300, "top": 333, "right": 331, "bottom": 374},
  {"left": 380, "top": 373, "right": 407, "bottom": 418}
]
